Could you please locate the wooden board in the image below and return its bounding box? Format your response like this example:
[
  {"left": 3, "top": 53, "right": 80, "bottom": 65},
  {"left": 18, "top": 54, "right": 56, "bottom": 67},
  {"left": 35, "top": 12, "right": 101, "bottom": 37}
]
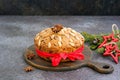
[{"left": 24, "top": 45, "right": 114, "bottom": 74}]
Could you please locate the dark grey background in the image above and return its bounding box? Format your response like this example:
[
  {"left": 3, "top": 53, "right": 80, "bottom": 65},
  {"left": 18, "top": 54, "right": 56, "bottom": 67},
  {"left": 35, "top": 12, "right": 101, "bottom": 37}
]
[
  {"left": 0, "top": 16, "right": 120, "bottom": 80},
  {"left": 0, "top": 0, "right": 120, "bottom": 15}
]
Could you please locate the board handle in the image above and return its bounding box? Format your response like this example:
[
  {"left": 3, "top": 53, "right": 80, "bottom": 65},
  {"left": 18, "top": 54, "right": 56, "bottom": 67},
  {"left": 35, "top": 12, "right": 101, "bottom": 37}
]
[{"left": 87, "top": 61, "right": 114, "bottom": 74}]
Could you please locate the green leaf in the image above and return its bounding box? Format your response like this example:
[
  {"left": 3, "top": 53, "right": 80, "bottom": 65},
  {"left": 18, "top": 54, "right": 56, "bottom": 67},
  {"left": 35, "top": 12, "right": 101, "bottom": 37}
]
[
  {"left": 90, "top": 45, "right": 98, "bottom": 50},
  {"left": 95, "top": 47, "right": 105, "bottom": 54}
]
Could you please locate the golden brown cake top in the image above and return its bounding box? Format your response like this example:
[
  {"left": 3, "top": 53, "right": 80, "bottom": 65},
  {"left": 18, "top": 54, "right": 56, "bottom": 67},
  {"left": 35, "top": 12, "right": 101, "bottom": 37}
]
[{"left": 34, "top": 24, "right": 85, "bottom": 53}]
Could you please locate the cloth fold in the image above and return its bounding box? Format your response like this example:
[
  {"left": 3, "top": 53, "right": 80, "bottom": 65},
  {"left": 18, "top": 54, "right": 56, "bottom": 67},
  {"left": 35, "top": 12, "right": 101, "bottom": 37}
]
[{"left": 36, "top": 46, "right": 84, "bottom": 66}]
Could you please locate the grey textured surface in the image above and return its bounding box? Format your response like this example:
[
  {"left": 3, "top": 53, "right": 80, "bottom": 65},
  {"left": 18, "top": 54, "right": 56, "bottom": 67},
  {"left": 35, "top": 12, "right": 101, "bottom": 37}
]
[{"left": 0, "top": 16, "right": 120, "bottom": 80}]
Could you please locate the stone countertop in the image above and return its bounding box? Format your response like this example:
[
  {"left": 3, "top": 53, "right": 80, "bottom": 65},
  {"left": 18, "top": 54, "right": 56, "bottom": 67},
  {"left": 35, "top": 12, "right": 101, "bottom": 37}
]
[{"left": 0, "top": 16, "right": 120, "bottom": 80}]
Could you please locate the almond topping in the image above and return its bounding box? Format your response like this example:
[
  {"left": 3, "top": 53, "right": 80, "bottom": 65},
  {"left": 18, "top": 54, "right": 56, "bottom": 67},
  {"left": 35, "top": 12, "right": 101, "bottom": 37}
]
[
  {"left": 35, "top": 33, "right": 40, "bottom": 40},
  {"left": 58, "top": 36, "right": 62, "bottom": 41},
  {"left": 51, "top": 35, "right": 55, "bottom": 39},
  {"left": 60, "top": 29, "right": 65, "bottom": 34},
  {"left": 58, "top": 41, "right": 62, "bottom": 47},
  {"left": 35, "top": 36, "right": 40, "bottom": 40},
  {"left": 36, "top": 33, "right": 39, "bottom": 36},
  {"left": 69, "top": 42, "right": 75, "bottom": 46},
  {"left": 70, "top": 32, "right": 75, "bottom": 36},
  {"left": 79, "top": 40, "right": 82, "bottom": 45},
  {"left": 48, "top": 42, "right": 51, "bottom": 48},
  {"left": 71, "top": 30, "right": 77, "bottom": 33},
  {"left": 69, "top": 39, "right": 73, "bottom": 42},
  {"left": 38, "top": 40, "right": 41, "bottom": 46},
  {"left": 68, "top": 28, "right": 72, "bottom": 31},
  {"left": 76, "top": 36, "right": 80, "bottom": 40},
  {"left": 65, "top": 34, "right": 69, "bottom": 38},
  {"left": 80, "top": 35, "right": 84, "bottom": 40},
  {"left": 63, "top": 28, "right": 67, "bottom": 32}
]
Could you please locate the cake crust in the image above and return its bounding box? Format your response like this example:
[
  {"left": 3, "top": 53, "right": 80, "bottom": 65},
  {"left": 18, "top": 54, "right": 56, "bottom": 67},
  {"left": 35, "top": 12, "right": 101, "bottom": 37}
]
[{"left": 34, "top": 24, "right": 85, "bottom": 62}]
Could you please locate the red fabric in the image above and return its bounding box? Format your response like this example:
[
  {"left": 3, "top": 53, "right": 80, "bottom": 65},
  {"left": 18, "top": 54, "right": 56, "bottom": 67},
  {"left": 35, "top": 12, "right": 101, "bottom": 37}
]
[{"left": 36, "top": 46, "right": 84, "bottom": 66}]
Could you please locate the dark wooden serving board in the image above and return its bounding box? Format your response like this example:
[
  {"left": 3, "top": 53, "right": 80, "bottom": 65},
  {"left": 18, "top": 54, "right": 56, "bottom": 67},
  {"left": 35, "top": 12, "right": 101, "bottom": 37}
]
[{"left": 24, "top": 45, "right": 114, "bottom": 74}]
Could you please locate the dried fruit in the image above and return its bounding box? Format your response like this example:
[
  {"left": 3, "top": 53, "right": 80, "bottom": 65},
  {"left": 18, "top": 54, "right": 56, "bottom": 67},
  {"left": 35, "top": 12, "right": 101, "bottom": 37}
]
[{"left": 51, "top": 24, "right": 63, "bottom": 33}]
